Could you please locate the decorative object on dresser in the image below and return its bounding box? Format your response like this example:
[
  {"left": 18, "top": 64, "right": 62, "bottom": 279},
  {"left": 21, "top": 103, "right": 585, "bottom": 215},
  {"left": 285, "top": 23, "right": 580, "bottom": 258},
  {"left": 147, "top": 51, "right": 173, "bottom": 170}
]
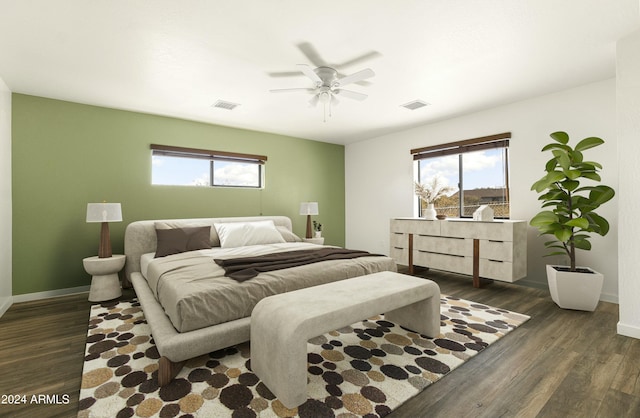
[
  {"left": 414, "top": 176, "right": 456, "bottom": 220},
  {"left": 299, "top": 201, "right": 319, "bottom": 238},
  {"left": 390, "top": 217, "right": 527, "bottom": 288},
  {"left": 473, "top": 204, "right": 494, "bottom": 221},
  {"left": 529, "top": 131, "right": 615, "bottom": 311},
  {"left": 86, "top": 202, "right": 122, "bottom": 258}
]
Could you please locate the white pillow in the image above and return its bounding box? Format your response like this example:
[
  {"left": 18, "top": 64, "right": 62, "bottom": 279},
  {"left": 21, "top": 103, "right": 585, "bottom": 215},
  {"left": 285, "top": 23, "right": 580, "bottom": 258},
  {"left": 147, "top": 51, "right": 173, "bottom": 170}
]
[{"left": 214, "top": 220, "right": 286, "bottom": 248}]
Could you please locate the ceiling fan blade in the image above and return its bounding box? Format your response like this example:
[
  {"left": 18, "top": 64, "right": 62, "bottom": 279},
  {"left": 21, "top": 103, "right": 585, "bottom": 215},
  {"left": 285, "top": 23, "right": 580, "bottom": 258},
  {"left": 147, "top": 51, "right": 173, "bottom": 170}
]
[
  {"left": 335, "top": 70, "right": 372, "bottom": 87},
  {"left": 267, "top": 71, "right": 305, "bottom": 78},
  {"left": 335, "top": 89, "right": 368, "bottom": 101},
  {"left": 297, "top": 64, "right": 322, "bottom": 85},
  {"left": 270, "top": 88, "right": 315, "bottom": 94},
  {"left": 297, "top": 42, "right": 327, "bottom": 67},
  {"left": 308, "top": 94, "right": 320, "bottom": 107},
  {"left": 334, "top": 51, "right": 381, "bottom": 70},
  {"left": 334, "top": 68, "right": 375, "bottom": 87}
]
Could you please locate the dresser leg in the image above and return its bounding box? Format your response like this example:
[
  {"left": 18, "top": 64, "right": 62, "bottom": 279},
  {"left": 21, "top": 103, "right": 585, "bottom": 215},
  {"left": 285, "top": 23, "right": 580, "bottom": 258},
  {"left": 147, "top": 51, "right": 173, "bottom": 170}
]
[
  {"left": 408, "top": 233, "right": 414, "bottom": 275},
  {"left": 473, "top": 239, "right": 480, "bottom": 288}
]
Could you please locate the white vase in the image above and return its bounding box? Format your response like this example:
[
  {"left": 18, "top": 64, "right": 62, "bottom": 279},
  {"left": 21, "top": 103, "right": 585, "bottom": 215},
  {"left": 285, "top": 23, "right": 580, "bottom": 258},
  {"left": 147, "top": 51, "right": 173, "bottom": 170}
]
[
  {"left": 546, "top": 264, "right": 603, "bottom": 311},
  {"left": 423, "top": 203, "right": 437, "bottom": 220},
  {"left": 314, "top": 230, "right": 322, "bottom": 238}
]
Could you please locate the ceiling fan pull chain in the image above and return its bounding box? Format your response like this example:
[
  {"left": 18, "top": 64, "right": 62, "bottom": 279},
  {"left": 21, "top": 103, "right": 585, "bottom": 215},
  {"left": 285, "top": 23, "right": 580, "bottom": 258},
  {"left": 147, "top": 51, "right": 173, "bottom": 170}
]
[{"left": 329, "top": 96, "right": 333, "bottom": 118}]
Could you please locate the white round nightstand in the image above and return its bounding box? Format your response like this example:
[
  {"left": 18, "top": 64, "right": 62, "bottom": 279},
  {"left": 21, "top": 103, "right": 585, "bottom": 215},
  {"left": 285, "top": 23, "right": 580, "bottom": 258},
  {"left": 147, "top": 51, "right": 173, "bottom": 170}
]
[
  {"left": 83, "top": 254, "right": 126, "bottom": 302},
  {"left": 303, "top": 237, "right": 325, "bottom": 245}
]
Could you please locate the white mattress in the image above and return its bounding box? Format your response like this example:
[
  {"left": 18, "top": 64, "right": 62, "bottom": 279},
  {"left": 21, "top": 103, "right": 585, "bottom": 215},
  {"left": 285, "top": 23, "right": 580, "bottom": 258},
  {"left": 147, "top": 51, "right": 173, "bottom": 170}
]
[{"left": 140, "top": 252, "right": 155, "bottom": 279}]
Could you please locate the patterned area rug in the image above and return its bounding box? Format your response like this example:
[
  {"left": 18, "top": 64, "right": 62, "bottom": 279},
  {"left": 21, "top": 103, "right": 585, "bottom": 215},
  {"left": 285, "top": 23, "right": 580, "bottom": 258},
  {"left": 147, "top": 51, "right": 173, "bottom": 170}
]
[{"left": 78, "top": 296, "right": 529, "bottom": 418}]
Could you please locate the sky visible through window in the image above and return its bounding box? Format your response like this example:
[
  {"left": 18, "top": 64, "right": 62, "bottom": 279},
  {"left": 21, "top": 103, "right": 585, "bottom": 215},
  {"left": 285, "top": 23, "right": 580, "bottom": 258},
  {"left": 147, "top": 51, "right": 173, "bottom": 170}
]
[
  {"left": 418, "top": 148, "right": 506, "bottom": 192},
  {"left": 152, "top": 155, "right": 260, "bottom": 187}
]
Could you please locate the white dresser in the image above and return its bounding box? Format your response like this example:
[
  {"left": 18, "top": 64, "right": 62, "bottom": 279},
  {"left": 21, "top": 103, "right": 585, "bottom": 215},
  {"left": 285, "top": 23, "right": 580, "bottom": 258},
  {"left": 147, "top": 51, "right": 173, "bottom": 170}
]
[{"left": 390, "top": 218, "right": 527, "bottom": 287}]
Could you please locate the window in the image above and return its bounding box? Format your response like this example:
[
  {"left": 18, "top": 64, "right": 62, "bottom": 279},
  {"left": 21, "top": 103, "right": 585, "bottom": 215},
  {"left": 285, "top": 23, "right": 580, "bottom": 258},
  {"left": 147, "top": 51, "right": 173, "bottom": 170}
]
[
  {"left": 412, "top": 133, "right": 510, "bottom": 218},
  {"left": 151, "top": 144, "right": 266, "bottom": 188}
]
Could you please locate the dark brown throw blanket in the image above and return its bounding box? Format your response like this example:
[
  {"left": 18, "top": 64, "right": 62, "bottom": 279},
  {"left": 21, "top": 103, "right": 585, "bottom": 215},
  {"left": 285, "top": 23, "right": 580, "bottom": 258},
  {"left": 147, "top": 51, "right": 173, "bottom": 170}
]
[{"left": 214, "top": 248, "right": 384, "bottom": 282}]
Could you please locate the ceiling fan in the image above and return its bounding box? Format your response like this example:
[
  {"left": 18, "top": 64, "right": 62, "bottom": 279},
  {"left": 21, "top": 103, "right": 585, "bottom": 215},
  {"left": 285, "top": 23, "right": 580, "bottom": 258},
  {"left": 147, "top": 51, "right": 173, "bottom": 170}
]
[
  {"left": 269, "top": 42, "right": 380, "bottom": 86},
  {"left": 270, "top": 64, "right": 375, "bottom": 121}
]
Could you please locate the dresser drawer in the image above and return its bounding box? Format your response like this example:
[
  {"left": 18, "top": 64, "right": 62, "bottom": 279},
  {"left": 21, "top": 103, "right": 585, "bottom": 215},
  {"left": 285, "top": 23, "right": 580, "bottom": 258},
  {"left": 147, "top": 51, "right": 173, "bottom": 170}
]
[
  {"left": 390, "top": 232, "right": 408, "bottom": 248},
  {"left": 479, "top": 239, "right": 512, "bottom": 262},
  {"left": 390, "top": 246, "right": 410, "bottom": 266},
  {"left": 414, "top": 235, "right": 472, "bottom": 257},
  {"left": 391, "top": 219, "right": 441, "bottom": 235},
  {"left": 440, "top": 220, "right": 514, "bottom": 241},
  {"left": 414, "top": 250, "right": 472, "bottom": 275},
  {"left": 479, "top": 259, "right": 515, "bottom": 282}
]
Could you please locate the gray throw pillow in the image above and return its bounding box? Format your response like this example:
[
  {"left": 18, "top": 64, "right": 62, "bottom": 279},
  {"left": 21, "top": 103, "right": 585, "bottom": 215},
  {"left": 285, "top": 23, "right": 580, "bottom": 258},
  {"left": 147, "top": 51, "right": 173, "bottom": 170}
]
[{"left": 155, "top": 226, "right": 212, "bottom": 258}]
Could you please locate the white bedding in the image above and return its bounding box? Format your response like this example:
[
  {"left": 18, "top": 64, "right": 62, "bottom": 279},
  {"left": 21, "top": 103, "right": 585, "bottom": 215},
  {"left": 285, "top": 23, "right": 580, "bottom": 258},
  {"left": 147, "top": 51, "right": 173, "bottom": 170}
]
[
  {"left": 143, "top": 242, "right": 397, "bottom": 333},
  {"left": 141, "top": 242, "right": 325, "bottom": 281},
  {"left": 140, "top": 252, "right": 155, "bottom": 279}
]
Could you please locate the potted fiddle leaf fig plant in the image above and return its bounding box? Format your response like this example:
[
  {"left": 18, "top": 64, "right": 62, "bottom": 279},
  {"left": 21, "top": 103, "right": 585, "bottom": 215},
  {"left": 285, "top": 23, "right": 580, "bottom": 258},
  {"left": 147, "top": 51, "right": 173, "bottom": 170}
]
[{"left": 529, "top": 131, "right": 615, "bottom": 311}]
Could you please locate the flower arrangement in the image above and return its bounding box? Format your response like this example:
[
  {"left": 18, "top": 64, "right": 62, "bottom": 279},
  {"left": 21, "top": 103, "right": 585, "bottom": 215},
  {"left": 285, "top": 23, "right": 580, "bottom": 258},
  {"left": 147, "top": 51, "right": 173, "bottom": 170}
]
[
  {"left": 313, "top": 220, "right": 322, "bottom": 232},
  {"left": 414, "top": 176, "right": 456, "bottom": 204}
]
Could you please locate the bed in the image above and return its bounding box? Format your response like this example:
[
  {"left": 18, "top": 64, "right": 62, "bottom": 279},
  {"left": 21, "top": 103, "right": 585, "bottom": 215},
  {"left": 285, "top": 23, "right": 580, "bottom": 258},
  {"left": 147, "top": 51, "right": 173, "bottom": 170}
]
[{"left": 124, "top": 216, "right": 397, "bottom": 385}]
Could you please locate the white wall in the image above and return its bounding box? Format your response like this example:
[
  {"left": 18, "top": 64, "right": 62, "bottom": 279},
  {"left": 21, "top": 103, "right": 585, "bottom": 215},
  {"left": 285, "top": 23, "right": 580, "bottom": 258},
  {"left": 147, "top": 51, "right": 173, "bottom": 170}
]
[
  {"left": 0, "top": 76, "right": 12, "bottom": 317},
  {"left": 617, "top": 29, "right": 640, "bottom": 338},
  {"left": 346, "top": 79, "right": 619, "bottom": 301}
]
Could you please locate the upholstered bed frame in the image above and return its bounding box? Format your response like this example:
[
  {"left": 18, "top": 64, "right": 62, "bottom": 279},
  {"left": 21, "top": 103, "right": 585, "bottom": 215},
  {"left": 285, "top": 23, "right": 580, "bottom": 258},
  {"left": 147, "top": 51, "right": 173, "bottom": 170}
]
[{"left": 124, "top": 216, "right": 295, "bottom": 385}]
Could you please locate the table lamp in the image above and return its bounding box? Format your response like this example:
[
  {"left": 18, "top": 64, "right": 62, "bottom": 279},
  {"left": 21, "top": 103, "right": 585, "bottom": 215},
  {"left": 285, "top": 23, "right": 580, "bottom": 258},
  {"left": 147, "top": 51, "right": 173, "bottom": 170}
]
[
  {"left": 86, "top": 202, "right": 122, "bottom": 258},
  {"left": 299, "top": 202, "right": 319, "bottom": 239}
]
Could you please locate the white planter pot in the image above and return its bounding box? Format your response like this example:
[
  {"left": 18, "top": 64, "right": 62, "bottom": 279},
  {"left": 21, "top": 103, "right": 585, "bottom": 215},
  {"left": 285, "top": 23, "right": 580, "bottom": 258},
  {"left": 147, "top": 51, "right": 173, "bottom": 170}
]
[
  {"left": 423, "top": 203, "right": 437, "bottom": 220},
  {"left": 546, "top": 264, "right": 603, "bottom": 311}
]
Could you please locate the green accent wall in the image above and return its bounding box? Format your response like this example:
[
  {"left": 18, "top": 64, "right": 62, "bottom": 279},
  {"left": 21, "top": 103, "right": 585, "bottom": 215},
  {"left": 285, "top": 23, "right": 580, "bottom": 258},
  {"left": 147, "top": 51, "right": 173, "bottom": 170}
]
[{"left": 11, "top": 94, "right": 345, "bottom": 296}]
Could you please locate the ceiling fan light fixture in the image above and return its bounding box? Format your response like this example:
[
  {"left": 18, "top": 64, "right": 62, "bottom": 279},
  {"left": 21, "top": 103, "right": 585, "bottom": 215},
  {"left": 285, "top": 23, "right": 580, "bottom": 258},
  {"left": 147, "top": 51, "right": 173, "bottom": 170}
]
[{"left": 319, "top": 91, "right": 331, "bottom": 104}]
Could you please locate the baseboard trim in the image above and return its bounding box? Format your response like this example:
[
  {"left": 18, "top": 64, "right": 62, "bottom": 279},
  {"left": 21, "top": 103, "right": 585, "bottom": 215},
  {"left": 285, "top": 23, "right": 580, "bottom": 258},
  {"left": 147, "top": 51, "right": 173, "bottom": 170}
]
[
  {"left": 515, "top": 278, "right": 548, "bottom": 290},
  {"left": 516, "top": 279, "right": 618, "bottom": 304},
  {"left": 12, "top": 285, "right": 90, "bottom": 304},
  {"left": 599, "top": 292, "right": 619, "bottom": 304},
  {"left": 0, "top": 296, "right": 12, "bottom": 318},
  {"left": 617, "top": 322, "right": 640, "bottom": 339}
]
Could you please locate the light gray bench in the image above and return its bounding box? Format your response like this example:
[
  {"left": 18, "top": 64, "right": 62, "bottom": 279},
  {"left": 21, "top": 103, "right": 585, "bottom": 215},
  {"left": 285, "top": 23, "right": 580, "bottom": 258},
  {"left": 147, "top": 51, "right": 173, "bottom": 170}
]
[{"left": 251, "top": 271, "right": 441, "bottom": 409}]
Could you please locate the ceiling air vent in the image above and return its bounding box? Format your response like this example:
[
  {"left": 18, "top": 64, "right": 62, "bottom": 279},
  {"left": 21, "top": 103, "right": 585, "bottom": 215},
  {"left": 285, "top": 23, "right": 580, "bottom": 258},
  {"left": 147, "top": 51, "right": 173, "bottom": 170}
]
[
  {"left": 401, "top": 100, "right": 430, "bottom": 110},
  {"left": 212, "top": 100, "right": 240, "bottom": 110}
]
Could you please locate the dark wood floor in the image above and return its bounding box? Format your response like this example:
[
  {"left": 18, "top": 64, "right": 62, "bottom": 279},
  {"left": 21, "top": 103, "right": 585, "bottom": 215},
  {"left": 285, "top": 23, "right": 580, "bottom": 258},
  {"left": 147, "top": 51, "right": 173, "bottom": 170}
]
[{"left": 1, "top": 270, "right": 638, "bottom": 418}]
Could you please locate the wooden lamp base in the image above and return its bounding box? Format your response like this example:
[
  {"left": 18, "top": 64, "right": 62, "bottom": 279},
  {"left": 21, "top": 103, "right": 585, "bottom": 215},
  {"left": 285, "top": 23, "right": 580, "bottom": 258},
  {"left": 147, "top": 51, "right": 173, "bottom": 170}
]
[
  {"left": 306, "top": 215, "right": 312, "bottom": 239},
  {"left": 98, "top": 222, "right": 112, "bottom": 258}
]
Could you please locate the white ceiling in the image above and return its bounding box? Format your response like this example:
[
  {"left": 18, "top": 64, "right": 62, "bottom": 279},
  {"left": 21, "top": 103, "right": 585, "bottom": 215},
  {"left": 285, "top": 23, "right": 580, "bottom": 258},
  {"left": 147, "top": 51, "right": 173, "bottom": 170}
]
[{"left": 1, "top": 1, "right": 638, "bottom": 145}]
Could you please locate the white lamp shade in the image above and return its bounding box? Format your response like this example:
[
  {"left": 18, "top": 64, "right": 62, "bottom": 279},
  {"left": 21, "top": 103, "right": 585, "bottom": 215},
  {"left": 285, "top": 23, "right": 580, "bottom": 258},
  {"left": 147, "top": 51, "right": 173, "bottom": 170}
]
[
  {"left": 299, "top": 202, "right": 319, "bottom": 216},
  {"left": 86, "top": 203, "right": 122, "bottom": 223}
]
